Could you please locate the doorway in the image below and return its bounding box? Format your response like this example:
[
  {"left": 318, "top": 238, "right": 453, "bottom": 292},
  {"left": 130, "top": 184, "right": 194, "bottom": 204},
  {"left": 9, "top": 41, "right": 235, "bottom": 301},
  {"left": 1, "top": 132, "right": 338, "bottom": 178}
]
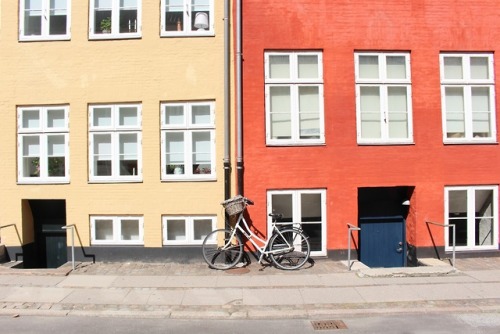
[
  {"left": 358, "top": 187, "right": 413, "bottom": 268},
  {"left": 27, "top": 200, "right": 67, "bottom": 268}
]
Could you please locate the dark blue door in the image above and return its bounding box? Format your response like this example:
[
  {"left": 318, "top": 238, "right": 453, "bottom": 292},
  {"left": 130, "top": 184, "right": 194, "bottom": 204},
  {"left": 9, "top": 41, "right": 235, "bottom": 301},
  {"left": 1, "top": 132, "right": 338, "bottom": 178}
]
[{"left": 359, "top": 216, "right": 406, "bottom": 268}]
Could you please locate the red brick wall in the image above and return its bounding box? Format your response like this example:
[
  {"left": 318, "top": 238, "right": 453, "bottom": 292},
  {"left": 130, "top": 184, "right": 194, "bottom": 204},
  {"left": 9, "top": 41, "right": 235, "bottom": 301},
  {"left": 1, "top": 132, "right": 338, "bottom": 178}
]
[{"left": 240, "top": 0, "right": 500, "bottom": 251}]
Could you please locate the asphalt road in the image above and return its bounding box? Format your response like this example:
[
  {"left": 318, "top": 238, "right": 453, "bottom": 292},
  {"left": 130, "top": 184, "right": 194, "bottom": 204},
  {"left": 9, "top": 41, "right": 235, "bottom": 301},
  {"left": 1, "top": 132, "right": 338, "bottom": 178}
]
[{"left": 1, "top": 313, "right": 499, "bottom": 334}]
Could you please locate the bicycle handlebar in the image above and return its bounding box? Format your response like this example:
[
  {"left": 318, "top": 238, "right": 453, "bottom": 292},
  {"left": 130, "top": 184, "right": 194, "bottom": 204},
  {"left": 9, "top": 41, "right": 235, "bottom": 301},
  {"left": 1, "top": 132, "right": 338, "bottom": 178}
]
[{"left": 244, "top": 198, "right": 254, "bottom": 205}]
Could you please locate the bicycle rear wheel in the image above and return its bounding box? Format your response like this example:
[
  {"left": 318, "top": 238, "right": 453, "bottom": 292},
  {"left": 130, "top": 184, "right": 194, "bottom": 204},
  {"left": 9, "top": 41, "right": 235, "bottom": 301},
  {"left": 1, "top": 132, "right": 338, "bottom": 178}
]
[
  {"left": 269, "top": 228, "right": 310, "bottom": 270},
  {"left": 202, "top": 229, "right": 243, "bottom": 270}
]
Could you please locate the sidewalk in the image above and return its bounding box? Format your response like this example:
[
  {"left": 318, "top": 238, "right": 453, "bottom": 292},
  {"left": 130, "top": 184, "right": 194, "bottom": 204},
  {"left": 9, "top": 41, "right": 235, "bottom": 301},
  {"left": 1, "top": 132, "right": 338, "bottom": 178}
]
[{"left": 0, "top": 257, "right": 499, "bottom": 319}]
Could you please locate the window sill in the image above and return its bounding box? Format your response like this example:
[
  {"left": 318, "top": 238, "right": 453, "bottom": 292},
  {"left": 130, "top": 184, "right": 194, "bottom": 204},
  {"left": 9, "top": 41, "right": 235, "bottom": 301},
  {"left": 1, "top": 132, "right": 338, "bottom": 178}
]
[
  {"left": 266, "top": 142, "right": 326, "bottom": 147},
  {"left": 161, "top": 31, "right": 215, "bottom": 38},
  {"left": 162, "top": 176, "right": 216, "bottom": 182},
  {"left": 357, "top": 141, "right": 415, "bottom": 146},
  {"left": 443, "top": 140, "right": 498, "bottom": 145},
  {"left": 17, "top": 180, "right": 70, "bottom": 185},
  {"left": 19, "top": 35, "right": 71, "bottom": 42},
  {"left": 88, "top": 179, "right": 143, "bottom": 184},
  {"left": 89, "top": 33, "right": 142, "bottom": 40},
  {"left": 91, "top": 242, "right": 144, "bottom": 246}
]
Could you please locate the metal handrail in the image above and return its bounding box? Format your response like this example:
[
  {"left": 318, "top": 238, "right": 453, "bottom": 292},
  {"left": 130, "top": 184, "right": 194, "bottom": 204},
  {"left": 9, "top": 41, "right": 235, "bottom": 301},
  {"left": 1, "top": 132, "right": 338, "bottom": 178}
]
[
  {"left": 0, "top": 224, "right": 23, "bottom": 245},
  {"left": 347, "top": 223, "right": 361, "bottom": 271},
  {"left": 62, "top": 224, "right": 76, "bottom": 271},
  {"left": 426, "top": 221, "right": 455, "bottom": 269}
]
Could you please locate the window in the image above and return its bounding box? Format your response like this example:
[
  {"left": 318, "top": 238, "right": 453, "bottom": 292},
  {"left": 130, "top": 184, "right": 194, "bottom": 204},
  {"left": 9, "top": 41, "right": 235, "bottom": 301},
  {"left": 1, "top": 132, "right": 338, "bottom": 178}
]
[
  {"left": 17, "top": 106, "right": 69, "bottom": 184},
  {"left": 265, "top": 51, "right": 324, "bottom": 145},
  {"left": 355, "top": 52, "right": 413, "bottom": 144},
  {"left": 267, "top": 189, "right": 326, "bottom": 256},
  {"left": 89, "top": 104, "right": 142, "bottom": 182},
  {"left": 440, "top": 53, "right": 496, "bottom": 143},
  {"left": 89, "top": 0, "right": 141, "bottom": 39},
  {"left": 161, "top": 101, "right": 215, "bottom": 180},
  {"left": 161, "top": 0, "right": 214, "bottom": 36},
  {"left": 445, "top": 186, "right": 498, "bottom": 251},
  {"left": 162, "top": 216, "right": 215, "bottom": 245},
  {"left": 20, "top": 0, "right": 71, "bottom": 41},
  {"left": 91, "top": 216, "right": 144, "bottom": 245}
]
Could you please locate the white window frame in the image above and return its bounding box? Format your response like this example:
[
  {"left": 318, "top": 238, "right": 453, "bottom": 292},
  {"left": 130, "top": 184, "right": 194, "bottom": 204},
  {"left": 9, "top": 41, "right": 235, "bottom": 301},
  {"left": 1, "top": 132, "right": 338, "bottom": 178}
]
[
  {"left": 160, "top": 101, "right": 216, "bottom": 181},
  {"left": 160, "top": 0, "right": 214, "bottom": 37},
  {"left": 90, "top": 215, "right": 144, "bottom": 245},
  {"left": 19, "top": 0, "right": 71, "bottom": 41},
  {"left": 162, "top": 216, "right": 216, "bottom": 245},
  {"left": 265, "top": 51, "right": 325, "bottom": 146},
  {"left": 89, "top": 104, "right": 142, "bottom": 183},
  {"left": 267, "top": 189, "right": 327, "bottom": 257},
  {"left": 89, "top": 0, "right": 142, "bottom": 39},
  {"left": 17, "top": 105, "right": 70, "bottom": 184},
  {"left": 445, "top": 185, "right": 499, "bottom": 251},
  {"left": 440, "top": 53, "right": 496, "bottom": 144},
  {"left": 355, "top": 52, "right": 413, "bottom": 145}
]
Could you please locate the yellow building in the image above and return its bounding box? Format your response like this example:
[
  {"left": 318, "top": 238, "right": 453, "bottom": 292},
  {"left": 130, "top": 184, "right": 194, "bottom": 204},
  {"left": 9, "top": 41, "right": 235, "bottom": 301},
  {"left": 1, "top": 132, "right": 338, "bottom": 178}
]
[{"left": 0, "top": 1, "right": 233, "bottom": 267}]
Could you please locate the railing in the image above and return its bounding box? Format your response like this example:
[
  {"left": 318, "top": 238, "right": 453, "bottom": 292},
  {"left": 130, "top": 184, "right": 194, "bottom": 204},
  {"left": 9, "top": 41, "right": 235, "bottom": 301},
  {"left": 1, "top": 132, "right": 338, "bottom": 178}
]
[
  {"left": 62, "top": 224, "right": 76, "bottom": 271},
  {"left": 426, "top": 221, "right": 456, "bottom": 269},
  {"left": 0, "top": 224, "right": 23, "bottom": 245},
  {"left": 347, "top": 223, "right": 361, "bottom": 271}
]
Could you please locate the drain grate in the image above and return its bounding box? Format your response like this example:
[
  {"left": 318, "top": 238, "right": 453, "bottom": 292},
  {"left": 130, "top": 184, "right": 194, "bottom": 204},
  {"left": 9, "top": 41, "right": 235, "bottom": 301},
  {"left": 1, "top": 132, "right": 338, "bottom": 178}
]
[{"left": 311, "top": 320, "right": 348, "bottom": 330}]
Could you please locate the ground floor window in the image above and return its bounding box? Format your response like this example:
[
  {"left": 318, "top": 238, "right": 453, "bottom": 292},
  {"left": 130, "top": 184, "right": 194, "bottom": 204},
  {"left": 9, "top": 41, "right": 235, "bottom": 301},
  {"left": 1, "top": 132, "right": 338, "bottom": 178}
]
[
  {"left": 445, "top": 186, "right": 498, "bottom": 251},
  {"left": 162, "top": 216, "right": 215, "bottom": 245},
  {"left": 90, "top": 216, "right": 144, "bottom": 245},
  {"left": 267, "top": 189, "right": 326, "bottom": 256}
]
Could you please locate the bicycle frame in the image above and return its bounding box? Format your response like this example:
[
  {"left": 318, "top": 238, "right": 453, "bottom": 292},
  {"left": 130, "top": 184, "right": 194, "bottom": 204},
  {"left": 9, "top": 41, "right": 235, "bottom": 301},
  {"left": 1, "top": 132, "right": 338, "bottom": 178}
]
[{"left": 226, "top": 210, "right": 295, "bottom": 264}]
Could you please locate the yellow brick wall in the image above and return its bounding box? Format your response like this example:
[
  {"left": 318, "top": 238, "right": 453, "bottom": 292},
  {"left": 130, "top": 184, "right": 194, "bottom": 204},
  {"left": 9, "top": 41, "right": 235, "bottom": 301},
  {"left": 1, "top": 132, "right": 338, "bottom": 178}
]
[{"left": 0, "top": 2, "right": 231, "bottom": 247}]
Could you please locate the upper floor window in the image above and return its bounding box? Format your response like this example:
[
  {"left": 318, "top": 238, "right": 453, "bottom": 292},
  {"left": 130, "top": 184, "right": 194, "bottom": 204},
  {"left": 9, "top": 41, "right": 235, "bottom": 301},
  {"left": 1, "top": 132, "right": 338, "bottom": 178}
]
[
  {"left": 89, "top": 0, "right": 142, "bottom": 39},
  {"left": 161, "top": 0, "right": 214, "bottom": 37},
  {"left": 17, "top": 106, "right": 70, "bottom": 184},
  {"left": 440, "top": 53, "right": 496, "bottom": 143},
  {"left": 445, "top": 186, "right": 498, "bottom": 251},
  {"left": 355, "top": 52, "right": 413, "bottom": 144},
  {"left": 20, "top": 0, "right": 71, "bottom": 41},
  {"left": 161, "top": 101, "right": 215, "bottom": 181},
  {"left": 264, "top": 51, "right": 325, "bottom": 146},
  {"left": 89, "top": 104, "right": 142, "bottom": 182}
]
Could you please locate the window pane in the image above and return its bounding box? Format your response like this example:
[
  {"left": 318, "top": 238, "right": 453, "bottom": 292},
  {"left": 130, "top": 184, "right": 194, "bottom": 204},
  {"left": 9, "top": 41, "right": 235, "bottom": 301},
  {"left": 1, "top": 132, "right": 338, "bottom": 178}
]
[
  {"left": 444, "top": 57, "right": 463, "bottom": 80},
  {"left": 360, "top": 86, "right": 381, "bottom": 139},
  {"left": 448, "top": 190, "right": 467, "bottom": 246},
  {"left": 95, "top": 0, "right": 112, "bottom": 34},
  {"left": 388, "top": 87, "right": 408, "bottom": 138},
  {"left": 359, "top": 56, "right": 379, "bottom": 79},
  {"left": 269, "top": 86, "right": 291, "bottom": 139},
  {"left": 119, "top": 106, "right": 138, "bottom": 126},
  {"left": 165, "top": 105, "right": 184, "bottom": 125},
  {"left": 445, "top": 87, "right": 465, "bottom": 137},
  {"left": 299, "top": 86, "right": 320, "bottom": 139},
  {"left": 298, "top": 55, "right": 319, "bottom": 79},
  {"left": 164, "top": 0, "right": 183, "bottom": 32},
  {"left": 93, "top": 107, "right": 112, "bottom": 127},
  {"left": 192, "top": 132, "right": 211, "bottom": 174},
  {"left": 47, "top": 108, "right": 66, "bottom": 128},
  {"left": 47, "top": 135, "right": 66, "bottom": 177},
  {"left": 191, "top": 0, "right": 210, "bottom": 31},
  {"left": 24, "top": 0, "right": 42, "bottom": 36},
  {"left": 386, "top": 56, "right": 406, "bottom": 79},
  {"left": 121, "top": 219, "right": 139, "bottom": 241},
  {"left": 167, "top": 219, "right": 186, "bottom": 240},
  {"left": 271, "top": 194, "right": 293, "bottom": 223},
  {"left": 95, "top": 219, "right": 113, "bottom": 240},
  {"left": 472, "top": 87, "right": 491, "bottom": 137},
  {"left": 48, "top": 135, "right": 65, "bottom": 155},
  {"left": 93, "top": 134, "right": 112, "bottom": 176},
  {"left": 470, "top": 57, "right": 489, "bottom": 80},
  {"left": 192, "top": 105, "right": 211, "bottom": 125},
  {"left": 193, "top": 219, "right": 212, "bottom": 240},
  {"left": 119, "top": 0, "right": 138, "bottom": 33},
  {"left": 22, "top": 136, "right": 40, "bottom": 177},
  {"left": 49, "top": 0, "right": 68, "bottom": 35},
  {"left": 119, "top": 133, "right": 138, "bottom": 176},
  {"left": 165, "top": 132, "right": 185, "bottom": 174},
  {"left": 269, "top": 55, "right": 290, "bottom": 79},
  {"left": 22, "top": 109, "right": 40, "bottom": 129}
]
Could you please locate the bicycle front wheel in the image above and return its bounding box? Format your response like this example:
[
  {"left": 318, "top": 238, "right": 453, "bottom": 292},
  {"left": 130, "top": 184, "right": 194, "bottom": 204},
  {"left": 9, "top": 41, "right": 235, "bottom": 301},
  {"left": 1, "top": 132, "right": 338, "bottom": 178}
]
[
  {"left": 202, "top": 229, "right": 243, "bottom": 270},
  {"left": 269, "top": 228, "right": 310, "bottom": 270}
]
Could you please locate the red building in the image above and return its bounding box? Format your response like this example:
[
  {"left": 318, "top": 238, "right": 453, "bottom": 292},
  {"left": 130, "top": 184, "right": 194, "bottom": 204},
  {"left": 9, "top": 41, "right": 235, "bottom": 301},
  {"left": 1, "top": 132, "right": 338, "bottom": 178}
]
[{"left": 238, "top": 0, "right": 500, "bottom": 266}]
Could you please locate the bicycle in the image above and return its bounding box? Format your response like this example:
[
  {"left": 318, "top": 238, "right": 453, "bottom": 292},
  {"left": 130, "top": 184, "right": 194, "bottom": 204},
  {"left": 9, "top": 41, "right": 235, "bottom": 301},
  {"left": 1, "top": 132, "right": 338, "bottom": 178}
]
[{"left": 202, "top": 195, "right": 311, "bottom": 270}]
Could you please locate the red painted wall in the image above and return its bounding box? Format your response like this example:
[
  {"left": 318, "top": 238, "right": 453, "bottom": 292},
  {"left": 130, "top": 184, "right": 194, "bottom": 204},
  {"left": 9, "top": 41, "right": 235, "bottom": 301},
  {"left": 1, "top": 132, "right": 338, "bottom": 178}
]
[{"left": 240, "top": 0, "right": 500, "bottom": 252}]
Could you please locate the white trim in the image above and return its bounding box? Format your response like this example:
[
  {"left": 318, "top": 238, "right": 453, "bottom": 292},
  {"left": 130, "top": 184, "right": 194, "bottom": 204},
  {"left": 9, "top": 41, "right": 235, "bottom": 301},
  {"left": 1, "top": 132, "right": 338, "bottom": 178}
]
[
  {"left": 162, "top": 216, "right": 216, "bottom": 245},
  {"left": 19, "top": 0, "right": 71, "bottom": 41},
  {"left": 91, "top": 215, "right": 144, "bottom": 245},
  {"left": 89, "top": 0, "right": 142, "bottom": 40},
  {"left": 267, "top": 189, "right": 327, "bottom": 256},
  {"left": 160, "top": 0, "right": 215, "bottom": 37},
  {"left": 444, "top": 185, "right": 499, "bottom": 251}
]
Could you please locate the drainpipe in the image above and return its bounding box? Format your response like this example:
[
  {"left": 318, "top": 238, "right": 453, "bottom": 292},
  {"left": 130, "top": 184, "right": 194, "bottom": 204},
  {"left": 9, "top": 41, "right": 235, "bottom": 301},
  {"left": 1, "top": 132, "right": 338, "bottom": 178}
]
[
  {"left": 223, "top": 0, "right": 231, "bottom": 200},
  {"left": 236, "top": 0, "right": 244, "bottom": 195}
]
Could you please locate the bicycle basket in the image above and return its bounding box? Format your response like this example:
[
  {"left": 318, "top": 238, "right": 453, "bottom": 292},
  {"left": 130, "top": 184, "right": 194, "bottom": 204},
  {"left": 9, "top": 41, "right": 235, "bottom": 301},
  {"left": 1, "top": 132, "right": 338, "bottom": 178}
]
[{"left": 221, "top": 196, "right": 246, "bottom": 216}]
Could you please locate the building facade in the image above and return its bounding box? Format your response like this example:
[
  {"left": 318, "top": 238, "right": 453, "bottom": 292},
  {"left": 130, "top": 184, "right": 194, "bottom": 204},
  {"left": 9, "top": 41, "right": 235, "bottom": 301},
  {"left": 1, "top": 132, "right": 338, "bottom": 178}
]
[
  {"left": 239, "top": 0, "right": 500, "bottom": 266},
  {"left": 0, "top": 1, "right": 232, "bottom": 266}
]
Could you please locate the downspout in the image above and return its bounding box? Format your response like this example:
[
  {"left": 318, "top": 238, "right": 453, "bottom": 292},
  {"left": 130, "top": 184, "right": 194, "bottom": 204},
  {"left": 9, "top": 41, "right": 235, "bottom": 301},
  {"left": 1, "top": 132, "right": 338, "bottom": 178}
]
[
  {"left": 223, "top": 0, "right": 231, "bottom": 200},
  {"left": 236, "top": 0, "right": 244, "bottom": 195}
]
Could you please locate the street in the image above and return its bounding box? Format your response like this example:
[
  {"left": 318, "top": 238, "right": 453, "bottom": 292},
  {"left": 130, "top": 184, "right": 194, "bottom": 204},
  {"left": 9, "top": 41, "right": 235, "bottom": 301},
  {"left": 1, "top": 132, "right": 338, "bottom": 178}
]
[{"left": 1, "top": 313, "right": 499, "bottom": 334}]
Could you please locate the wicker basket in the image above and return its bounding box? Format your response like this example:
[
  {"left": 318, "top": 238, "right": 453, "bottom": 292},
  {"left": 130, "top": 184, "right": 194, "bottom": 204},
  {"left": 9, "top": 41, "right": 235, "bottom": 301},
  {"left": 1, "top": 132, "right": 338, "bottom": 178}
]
[{"left": 222, "top": 196, "right": 246, "bottom": 216}]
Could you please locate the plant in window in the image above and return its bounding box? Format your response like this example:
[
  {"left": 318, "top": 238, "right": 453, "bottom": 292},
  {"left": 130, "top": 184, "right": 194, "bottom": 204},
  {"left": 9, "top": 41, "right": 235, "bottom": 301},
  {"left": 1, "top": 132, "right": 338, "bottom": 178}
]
[
  {"left": 100, "top": 17, "right": 111, "bottom": 33},
  {"left": 31, "top": 158, "right": 40, "bottom": 177}
]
